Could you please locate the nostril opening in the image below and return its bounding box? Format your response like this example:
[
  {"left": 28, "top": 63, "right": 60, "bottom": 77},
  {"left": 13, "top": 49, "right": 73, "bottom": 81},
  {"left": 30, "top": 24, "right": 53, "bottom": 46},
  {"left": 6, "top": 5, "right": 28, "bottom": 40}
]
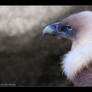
[{"left": 60, "top": 26, "right": 65, "bottom": 31}]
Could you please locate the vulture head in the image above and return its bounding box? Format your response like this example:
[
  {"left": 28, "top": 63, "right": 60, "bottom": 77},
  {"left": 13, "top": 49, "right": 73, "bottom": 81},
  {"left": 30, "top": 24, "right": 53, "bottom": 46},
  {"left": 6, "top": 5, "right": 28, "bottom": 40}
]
[{"left": 43, "top": 11, "right": 92, "bottom": 86}]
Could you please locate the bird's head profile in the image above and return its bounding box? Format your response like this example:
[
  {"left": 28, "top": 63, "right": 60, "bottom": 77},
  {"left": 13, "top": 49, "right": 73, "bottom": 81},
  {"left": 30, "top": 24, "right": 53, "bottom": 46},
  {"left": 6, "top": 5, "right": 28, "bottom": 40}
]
[
  {"left": 42, "top": 11, "right": 92, "bottom": 86},
  {"left": 43, "top": 11, "right": 92, "bottom": 49}
]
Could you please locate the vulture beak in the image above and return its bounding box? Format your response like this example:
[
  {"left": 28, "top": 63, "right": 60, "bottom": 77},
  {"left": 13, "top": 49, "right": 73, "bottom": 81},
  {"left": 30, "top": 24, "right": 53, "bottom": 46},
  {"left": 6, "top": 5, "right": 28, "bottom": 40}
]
[
  {"left": 43, "top": 22, "right": 61, "bottom": 36},
  {"left": 43, "top": 22, "right": 75, "bottom": 40}
]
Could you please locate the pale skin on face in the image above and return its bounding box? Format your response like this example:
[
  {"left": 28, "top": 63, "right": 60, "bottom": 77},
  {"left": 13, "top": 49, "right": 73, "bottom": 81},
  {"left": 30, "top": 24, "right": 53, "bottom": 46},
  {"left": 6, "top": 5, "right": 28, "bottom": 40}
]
[{"left": 61, "top": 11, "right": 92, "bottom": 50}]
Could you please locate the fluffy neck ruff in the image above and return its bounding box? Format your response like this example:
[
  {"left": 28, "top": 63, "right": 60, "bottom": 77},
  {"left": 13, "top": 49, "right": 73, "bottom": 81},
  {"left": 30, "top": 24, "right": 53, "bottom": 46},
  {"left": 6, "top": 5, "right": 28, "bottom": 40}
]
[{"left": 62, "top": 43, "right": 92, "bottom": 80}]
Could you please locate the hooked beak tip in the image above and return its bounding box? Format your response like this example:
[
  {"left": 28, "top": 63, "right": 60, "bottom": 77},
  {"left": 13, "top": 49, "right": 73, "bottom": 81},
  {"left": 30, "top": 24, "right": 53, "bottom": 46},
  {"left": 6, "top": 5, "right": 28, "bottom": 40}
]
[{"left": 42, "top": 25, "right": 55, "bottom": 36}]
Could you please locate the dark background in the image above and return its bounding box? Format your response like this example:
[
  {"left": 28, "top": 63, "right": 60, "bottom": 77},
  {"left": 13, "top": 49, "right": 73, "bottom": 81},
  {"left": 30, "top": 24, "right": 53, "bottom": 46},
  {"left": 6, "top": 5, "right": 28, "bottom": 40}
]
[{"left": 0, "top": 6, "right": 92, "bottom": 87}]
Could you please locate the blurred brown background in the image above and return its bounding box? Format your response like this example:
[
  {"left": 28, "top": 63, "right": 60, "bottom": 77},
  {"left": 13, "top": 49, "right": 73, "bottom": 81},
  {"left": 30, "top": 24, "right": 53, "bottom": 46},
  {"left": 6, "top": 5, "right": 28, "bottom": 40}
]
[{"left": 0, "top": 6, "right": 91, "bottom": 87}]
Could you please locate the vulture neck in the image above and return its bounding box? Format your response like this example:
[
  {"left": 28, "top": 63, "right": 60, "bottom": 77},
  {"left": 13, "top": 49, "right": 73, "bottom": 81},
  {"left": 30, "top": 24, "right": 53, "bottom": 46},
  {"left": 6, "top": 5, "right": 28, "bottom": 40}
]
[
  {"left": 62, "top": 41, "right": 92, "bottom": 86},
  {"left": 73, "top": 63, "right": 92, "bottom": 86}
]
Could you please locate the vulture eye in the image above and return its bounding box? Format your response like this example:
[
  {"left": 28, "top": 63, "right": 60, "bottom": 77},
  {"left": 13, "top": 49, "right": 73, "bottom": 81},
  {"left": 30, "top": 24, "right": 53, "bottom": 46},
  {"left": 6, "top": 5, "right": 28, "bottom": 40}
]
[{"left": 59, "top": 24, "right": 73, "bottom": 32}]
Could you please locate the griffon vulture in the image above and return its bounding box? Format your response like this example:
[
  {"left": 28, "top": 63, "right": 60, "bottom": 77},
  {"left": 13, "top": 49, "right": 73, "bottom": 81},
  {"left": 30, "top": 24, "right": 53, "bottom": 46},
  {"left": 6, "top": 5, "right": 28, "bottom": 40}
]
[{"left": 42, "top": 11, "right": 92, "bottom": 86}]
